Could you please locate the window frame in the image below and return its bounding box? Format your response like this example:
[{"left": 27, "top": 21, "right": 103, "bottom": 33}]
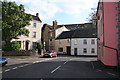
[
  {"left": 33, "top": 23, "right": 36, "bottom": 28},
  {"left": 58, "top": 48, "right": 63, "bottom": 52},
  {"left": 74, "top": 40, "right": 78, "bottom": 45},
  {"left": 83, "top": 39, "right": 87, "bottom": 44},
  {"left": 59, "top": 40, "right": 61, "bottom": 44},
  {"left": 33, "top": 32, "right": 36, "bottom": 38},
  {"left": 83, "top": 48, "right": 87, "bottom": 53},
  {"left": 67, "top": 39, "right": 70, "bottom": 43},
  {"left": 91, "top": 39, "right": 95, "bottom": 44},
  {"left": 91, "top": 48, "right": 95, "bottom": 53}
]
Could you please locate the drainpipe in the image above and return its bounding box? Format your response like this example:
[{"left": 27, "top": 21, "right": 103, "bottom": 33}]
[{"left": 116, "top": 1, "right": 120, "bottom": 71}]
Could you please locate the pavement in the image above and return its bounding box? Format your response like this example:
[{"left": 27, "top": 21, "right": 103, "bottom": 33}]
[{"left": 1, "top": 55, "right": 119, "bottom": 80}]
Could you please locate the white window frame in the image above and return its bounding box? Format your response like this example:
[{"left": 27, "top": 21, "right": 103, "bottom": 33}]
[
  {"left": 74, "top": 40, "right": 78, "bottom": 45},
  {"left": 83, "top": 39, "right": 87, "bottom": 44},
  {"left": 33, "top": 23, "right": 36, "bottom": 28},
  {"left": 83, "top": 48, "right": 87, "bottom": 53}
]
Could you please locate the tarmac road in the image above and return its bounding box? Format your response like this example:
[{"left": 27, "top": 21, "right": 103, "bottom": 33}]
[{"left": 1, "top": 56, "right": 119, "bottom": 80}]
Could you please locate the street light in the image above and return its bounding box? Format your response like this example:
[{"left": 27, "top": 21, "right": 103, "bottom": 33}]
[{"left": 44, "top": 42, "right": 45, "bottom": 51}]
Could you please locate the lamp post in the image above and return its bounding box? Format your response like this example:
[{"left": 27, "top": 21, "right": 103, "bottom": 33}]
[{"left": 44, "top": 42, "right": 45, "bottom": 51}]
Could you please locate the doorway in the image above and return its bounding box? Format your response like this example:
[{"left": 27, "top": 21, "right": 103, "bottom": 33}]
[
  {"left": 25, "top": 41, "right": 29, "bottom": 50},
  {"left": 74, "top": 48, "right": 77, "bottom": 56},
  {"left": 66, "top": 46, "right": 71, "bottom": 55}
]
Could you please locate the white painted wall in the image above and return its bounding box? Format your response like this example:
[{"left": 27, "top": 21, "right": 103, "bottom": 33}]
[
  {"left": 55, "top": 26, "right": 69, "bottom": 38},
  {"left": 71, "top": 38, "right": 97, "bottom": 56}
]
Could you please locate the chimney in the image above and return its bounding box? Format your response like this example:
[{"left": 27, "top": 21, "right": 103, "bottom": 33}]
[
  {"left": 53, "top": 20, "right": 57, "bottom": 29},
  {"left": 36, "top": 13, "right": 39, "bottom": 17}
]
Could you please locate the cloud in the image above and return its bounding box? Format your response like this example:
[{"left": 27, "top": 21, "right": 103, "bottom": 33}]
[{"left": 7, "top": 0, "right": 98, "bottom": 20}]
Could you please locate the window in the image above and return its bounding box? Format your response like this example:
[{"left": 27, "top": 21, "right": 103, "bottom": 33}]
[
  {"left": 58, "top": 48, "right": 63, "bottom": 52},
  {"left": 85, "top": 25, "right": 87, "bottom": 28},
  {"left": 81, "top": 26, "right": 84, "bottom": 28},
  {"left": 32, "top": 42, "right": 36, "bottom": 49},
  {"left": 91, "top": 39, "right": 95, "bottom": 44},
  {"left": 59, "top": 40, "right": 61, "bottom": 44},
  {"left": 91, "top": 48, "right": 95, "bottom": 53},
  {"left": 83, "top": 48, "right": 87, "bottom": 53},
  {"left": 33, "top": 23, "right": 36, "bottom": 27},
  {"left": 33, "top": 32, "right": 36, "bottom": 38},
  {"left": 83, "top": 39, "right": 87, "bottom": 44},
  {"left": 74, "top": 40, "right": 78, "bottom": 45},
  {"left": 67, "top": 39, "right": 70, "bottom": 43}
]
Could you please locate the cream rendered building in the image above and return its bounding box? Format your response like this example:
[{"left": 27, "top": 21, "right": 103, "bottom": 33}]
[{"left": 12, "top": 13, "right": 42, "bottom": 50}]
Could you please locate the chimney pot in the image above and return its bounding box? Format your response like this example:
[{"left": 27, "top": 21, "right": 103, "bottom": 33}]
[{"left": 36, "top": 13, "right": 39, "bottom": 17}]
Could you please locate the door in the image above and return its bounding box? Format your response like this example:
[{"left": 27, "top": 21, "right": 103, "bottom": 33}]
[
  {"left": 66, "top": 46, "right": 71, "bottom": 55},
  {"left": 25, "top": 41, "right": 29, "bottom": 50},
  {"left": 74, "top": 48, "right": 77, "bottom": 56}
]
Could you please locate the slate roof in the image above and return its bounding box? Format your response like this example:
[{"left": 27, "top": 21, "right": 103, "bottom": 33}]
[
  {"left": 56, "top": 23, "right": 93, "bottom": 30},
  {"left": 56, "top": 28, "right": 97, "bottom": 39},
  {"left": 26, "top": 13, "right": 42, "bottom": 22},
  {"left": 32, "top": 15, "right": 42, "bottom": 22}
]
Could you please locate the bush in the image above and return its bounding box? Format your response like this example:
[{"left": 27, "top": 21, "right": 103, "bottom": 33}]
[{"left": 4, "top": 41, "right": 20, "bottom": 51}]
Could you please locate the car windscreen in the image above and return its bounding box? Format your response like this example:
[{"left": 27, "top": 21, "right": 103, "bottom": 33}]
[{"left": 47, "top": 51, "right": 52, "bottom": 53}]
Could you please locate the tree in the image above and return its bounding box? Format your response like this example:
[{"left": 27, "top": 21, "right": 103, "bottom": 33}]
[
  {"left": 36, "top": 40, "right": 43, "bottom": 54},
  {"left": 2, "top": 1, "right": 32, "bottom": 43},
  {"left": 86, "top": 9, "right": 97, "bottom": 28}
]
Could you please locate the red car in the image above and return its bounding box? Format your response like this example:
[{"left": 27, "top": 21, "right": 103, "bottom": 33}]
[{"left": 43, "top": 50, "right": 57, "bottom": 58}]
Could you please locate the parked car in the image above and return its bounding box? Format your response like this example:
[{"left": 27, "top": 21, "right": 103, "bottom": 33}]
[
  {"left": 43, "top": 50, "right": 57, "bottom": 58},
  {"left": 0, "top": 57, "right": 7, "bottom": 67}
]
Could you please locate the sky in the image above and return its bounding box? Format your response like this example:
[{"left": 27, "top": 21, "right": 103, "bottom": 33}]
[{"left": 7, "top": 0, "right": 99, "bottom": 26}]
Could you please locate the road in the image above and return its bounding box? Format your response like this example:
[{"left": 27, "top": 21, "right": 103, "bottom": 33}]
[{"left": 1, "top": 56, "right": 119, "bottom": 80}]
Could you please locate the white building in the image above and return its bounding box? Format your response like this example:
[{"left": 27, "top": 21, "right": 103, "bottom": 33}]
[
  {"left": 56, "top": 28, "right": 97, "bottom": 56},
  {"left": 71, "top": 38, "right": 97, "bottom": 56},
  {"left": 11, "top": 13, "right": 42, "bottom": 50},
  {"left": 70, "top": 29, "right": 97, "bottom": 56}
]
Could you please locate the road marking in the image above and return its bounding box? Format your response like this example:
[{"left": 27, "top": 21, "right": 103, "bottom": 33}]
[
  {"left": 12, "top": 67, "right": 18, "bottom": 70},
  {"left": 5, "top": 69, "right": 10, "bottom": 72},
  {"left": 0, "top": 71, "right": 2, "bottom": 74},
  {"left": 96, "top": 69, "right": 102, "bottom": 72},
  {"left": 33, "top": 61, "right": 37, "bottom": 63},
  {"left": 107, "top": 72, "right": 116, "bottom": 76},
  {"left": 51, "top": 65, "right": 61, "bottom": 74},
  {"left": 19, "top": 65, "right": 24, "bottom": 68},
  {"left": 64, "top": 61, "right": 68, "bottom": 64},
  {"left": 70, "top": 59, "right": 73, "bottom": 60},
  {"left": 24, "top": 64, "right": 29, "bottom": 66},
  {"left": 91, "top": 62, "right": 94, "bottom": 69}
]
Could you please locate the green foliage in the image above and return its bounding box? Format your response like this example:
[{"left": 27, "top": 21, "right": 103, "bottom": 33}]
[
  {"left": 4, "top": 41, "right": 20, "bottom": 51},
  {"left": 87, "top": 10, "right": 97, "bottom": 28},
  {"left": 2, "top": 1, "right": 32, "bottom": 42},
  {"left": 43, "top": 50, "right": 46, "bottom": 53},
  {"left": 36, "top": 40, "right": 43, "bottom": 54},
  {"left": 37, "top": 40, "right": 43, "bottom": 49}
]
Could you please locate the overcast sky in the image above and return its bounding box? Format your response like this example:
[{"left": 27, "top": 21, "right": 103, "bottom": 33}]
[{"left": 7, "top": 0, "right": 99, "bottom": 25}]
